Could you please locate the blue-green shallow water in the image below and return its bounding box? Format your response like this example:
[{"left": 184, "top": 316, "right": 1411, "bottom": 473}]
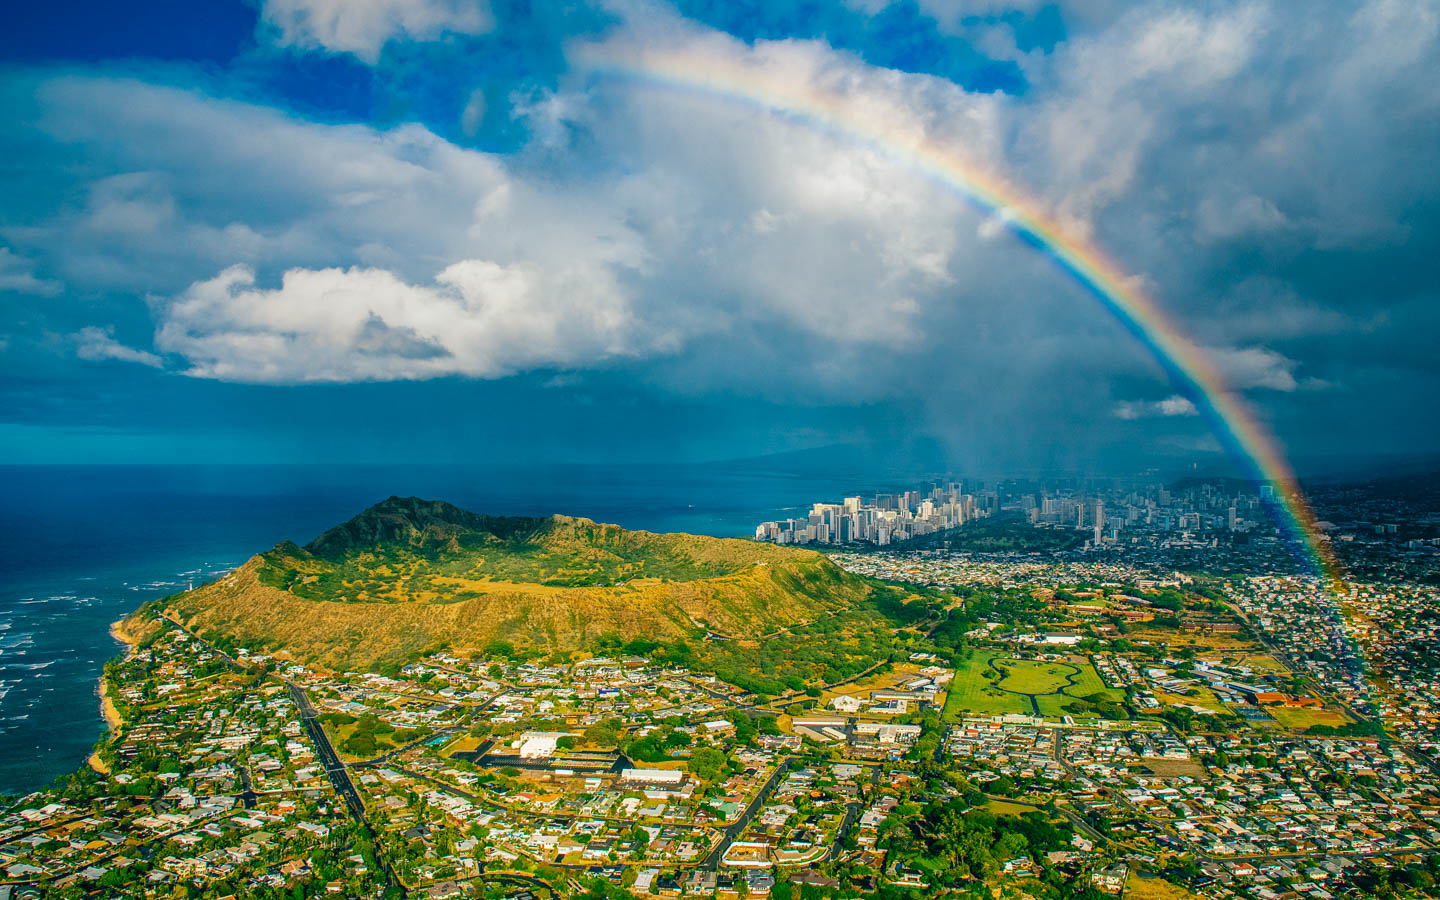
[{"left": 0, "top": 463, "right": 904, "bottom": 796}]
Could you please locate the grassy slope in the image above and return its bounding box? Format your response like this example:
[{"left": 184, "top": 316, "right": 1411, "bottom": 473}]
[{"left": 147, "top": 498, "right": 878, "bottom": 670}]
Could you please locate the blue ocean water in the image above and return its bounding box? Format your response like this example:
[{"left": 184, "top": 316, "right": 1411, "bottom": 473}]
[{"left": 0, "top": 463, "right": 894, "bottom": 796}]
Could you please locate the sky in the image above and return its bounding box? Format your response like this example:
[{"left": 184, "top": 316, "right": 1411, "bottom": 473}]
[{"left": 1, "top": 0, "right": 1437, "bottom": 475}]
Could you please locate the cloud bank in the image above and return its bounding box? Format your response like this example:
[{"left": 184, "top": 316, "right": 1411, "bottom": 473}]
[
  {"left": 258, "top": 0, "right": 494, "bottom": 62},
  {"left": 2, "top": 0, "right": 1438, "bottom": 465},
  {"left": 157, "top": 261, "right": 646, "bottom": 382}
]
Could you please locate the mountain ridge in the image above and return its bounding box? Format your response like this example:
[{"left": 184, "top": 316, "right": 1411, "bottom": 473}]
[
  {"left": 143, "top": 497, "right": 877, "bottom": 669},
  {"left": 301, "top": 496, "right": 552, "bottom": 560}
]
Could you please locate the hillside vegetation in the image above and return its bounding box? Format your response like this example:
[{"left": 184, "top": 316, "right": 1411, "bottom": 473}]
[
  {"left": 902, "top": 513, "right": 1084, "bottom": 552},
  {"left": 148, "top": 497, "right": 881, "bottom": 670}
]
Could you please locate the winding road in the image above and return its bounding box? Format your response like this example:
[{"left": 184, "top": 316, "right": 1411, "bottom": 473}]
[{"left": 987, "top": 657, "right": 1084, "bottom": 716}]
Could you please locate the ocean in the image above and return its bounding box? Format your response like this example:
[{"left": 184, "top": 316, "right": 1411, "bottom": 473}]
[{"left": 0, "top": 462, "right": 897, "bottom": 796}]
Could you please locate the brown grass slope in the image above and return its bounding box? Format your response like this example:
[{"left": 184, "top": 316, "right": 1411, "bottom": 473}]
[{"left": 147, "top": 497, "right": 874, "bottom": 670}]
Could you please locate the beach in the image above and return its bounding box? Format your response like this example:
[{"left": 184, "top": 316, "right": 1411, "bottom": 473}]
[{"left": 88, "top": 619, "right": 134, "bottom": 775}]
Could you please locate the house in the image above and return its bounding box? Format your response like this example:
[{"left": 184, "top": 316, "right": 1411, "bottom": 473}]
[
  {"left": 1092, "top": 863, "right": 1128, "bottom": 894},
  {"left": 632, "top": 869, "right": 659, "bottom": 894},
  {"left": 685, "top": 869, "right": 717, "bottom": 896}
]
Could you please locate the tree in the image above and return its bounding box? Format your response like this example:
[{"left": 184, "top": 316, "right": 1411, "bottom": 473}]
[
  {"left": 584, "top": 719, "right": 624, "bottom": 747},
  {"left": 687, "top": 747, "right": 727, "bottom": 781}
]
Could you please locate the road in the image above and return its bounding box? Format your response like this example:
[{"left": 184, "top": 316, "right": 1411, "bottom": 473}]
[
  {"left": 236, "top": 762, "right": 256, "bottom": 809},
  {"left": 702, "top": 756, "right": 794, "bottom": 870},
  {"left": 145, "top": 612, "right": 411, "bottom": 891},
  {"left": 287, "top": 680, "right": 367, "bottom": 822},
  {"left": 1187, "top": 844, "right": 1439, "bottom": 867},
  {"left": 154, "top": 613, "right": 366, "bottom": 821},
  {"left": 829, "top": 764, "right": 881, "bottom": 861}
]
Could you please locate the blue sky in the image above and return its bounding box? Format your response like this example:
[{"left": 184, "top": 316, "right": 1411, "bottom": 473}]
[{"left": 1, "top": 0, "right": 1437, "bottom": 473}]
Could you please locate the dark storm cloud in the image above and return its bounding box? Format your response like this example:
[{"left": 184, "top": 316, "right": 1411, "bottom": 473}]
[{"left": 0, "top": 0, "right": 1436, "bottom": 469}]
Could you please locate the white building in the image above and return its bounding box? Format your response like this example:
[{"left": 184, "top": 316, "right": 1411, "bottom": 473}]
[
  {"left": 515, "top": 731, "right": 573, "bottom": 759},
  {"left": 620, "top": 768, "right": 686, "bottom": 786}
]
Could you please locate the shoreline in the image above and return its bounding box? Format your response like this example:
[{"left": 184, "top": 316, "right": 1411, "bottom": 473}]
[
  {"left": 109, "top": 617, "right": 139, "bottom": 650},
  {"left": 88, "top": 617, "right": 136, "bottom": 776}
]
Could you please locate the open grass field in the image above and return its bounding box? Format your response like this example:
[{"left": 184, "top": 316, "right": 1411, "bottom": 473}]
[
  {"left": 1225, "top": 652, "right": 1292, "bottom": 675},
  {"left": 946, "top": 654, "right": 1128, "bottom": 719},
  {"left": 1032, "top": 658, "right": 1125, "bottom": 717},
  {"left": 1061, "top": 660, "right": 1124, "bottom": 703},
  {"left": 942, "top": 652, "right": 1031, "bottom": 718},
  {"left": 986, "top": 799, "right": 1041, "bottom": 817},
  {"left": 1124, "top": 873, "right": 1202, "bottom": 900},
  {"left": 1126, "top": 627, "right": 1259, "bottom": 652},
  {"left": 994, "top": 659, "right": 1073, "bottom": 694},
  {"left": 442, "top": 735, "right": 487, "bottom": 757},
  {"left": 1156, "top": 685, "right": 1229, "bottom": 715},
  {"left": 1266, "top": 705, "right": 1351, "bottom": 730},
  {"left": 823, "top": 663, "right": 925, "bottom": 703},
  {"left": 321, "top": 720, "right": 362, "bottom": 760},
  {"left": 1033, "top": 694, "right": 1080, "bottom": 717},
  {"left": 1140, "top": 758, "right": 1207, "bottom": 777}
]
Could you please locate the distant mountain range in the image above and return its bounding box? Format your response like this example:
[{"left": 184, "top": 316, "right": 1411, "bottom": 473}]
[{"left": 145, "top": 496, "right": 875, "bottom": 669}]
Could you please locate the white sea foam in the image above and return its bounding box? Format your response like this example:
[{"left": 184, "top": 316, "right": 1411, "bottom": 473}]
[{"left": 0, "top": 633, "right": 34, "bottom": 651}]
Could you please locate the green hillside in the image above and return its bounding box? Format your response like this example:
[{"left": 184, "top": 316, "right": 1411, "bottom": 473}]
[
  {"left": 148, "top": 497, "right": 886, "bottom": 670},
  {"left": 258, "top": 496, "right": 783, "bottom": 600}
]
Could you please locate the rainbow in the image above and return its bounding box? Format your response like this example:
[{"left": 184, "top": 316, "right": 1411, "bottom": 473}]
[{"left": 580, "top": 45, "right": 1343, "bottom": 585}]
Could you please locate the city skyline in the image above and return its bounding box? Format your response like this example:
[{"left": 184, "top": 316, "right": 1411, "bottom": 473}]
[{"left": 757, "top": 477, "right": 1313, "bottom": 553}]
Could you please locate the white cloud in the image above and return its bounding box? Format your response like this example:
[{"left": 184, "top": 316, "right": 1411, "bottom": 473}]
[
  {"left": 156, "top": 261, "right": 650, "bottom": 383},
  {"left": 0, "top": 248, "right": 61, "bottom": 296},
  {"left": 72, "top": 326, "right": 162, "bottom": 367},
  {"left": 258, "top": 0, "right": 493, "bottom": 63},
  {"left": 1012, "top": 0, "right": 1439, "bottom": 255},
  {"left": 1114, "top": 394, "right": 1198, "bottom": 419},
  {"left": 842, "top": 0, "right": 1053, "bottom": 25},
  {"left": 1195, "top": 189, "right": 1289, "bottom": 243},
  {"left": 1159, "top": 395, "right": 1198, "bottom": 416},
  {"left": 1206, "top": 346, "right": 1300, "bottom": 392},
  {"left": 4, "top": 0, "right": 1436, "bottom": 420},
  {"left": 460, "top": 87, "right": 487, "bottom": 137}
]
